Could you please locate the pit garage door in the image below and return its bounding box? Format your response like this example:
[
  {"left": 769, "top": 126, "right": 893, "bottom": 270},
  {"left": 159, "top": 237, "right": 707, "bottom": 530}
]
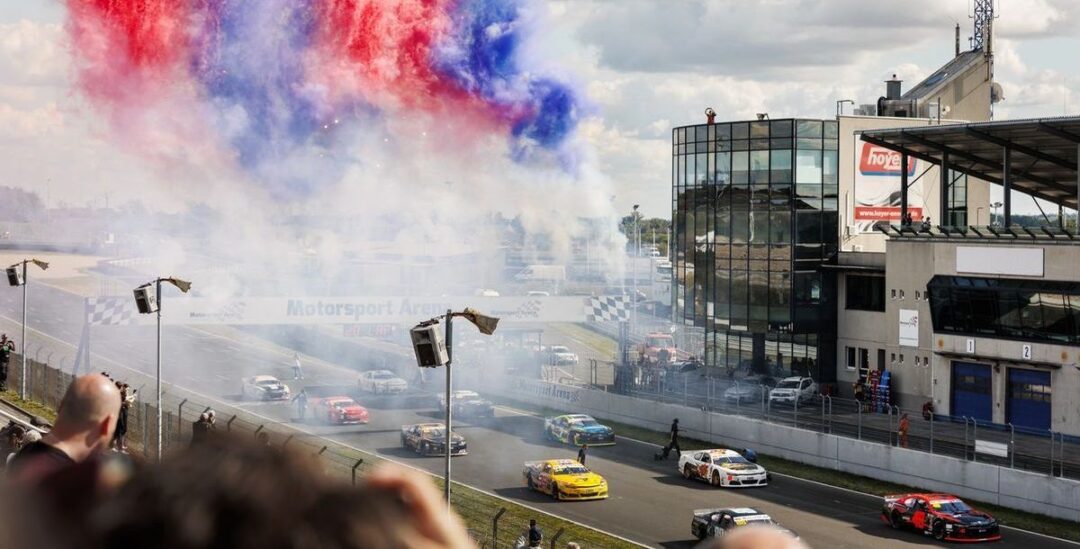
[
  {"left": 951, "top": 361, "right": 992, "bottom": 422},
  {"left": 1006, "top": 369, "right": 1051, "bottom": 431}
]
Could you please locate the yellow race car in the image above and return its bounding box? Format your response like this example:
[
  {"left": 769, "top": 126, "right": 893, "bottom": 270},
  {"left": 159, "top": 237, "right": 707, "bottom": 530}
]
[{"left": 522, "top": 459, "right": 609, "bottom": 501}]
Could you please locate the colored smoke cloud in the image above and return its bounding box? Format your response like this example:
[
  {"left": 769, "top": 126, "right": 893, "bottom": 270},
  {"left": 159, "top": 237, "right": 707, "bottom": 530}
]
[{"left": 65, "top": 0, "right": 583, "bottom": 198}]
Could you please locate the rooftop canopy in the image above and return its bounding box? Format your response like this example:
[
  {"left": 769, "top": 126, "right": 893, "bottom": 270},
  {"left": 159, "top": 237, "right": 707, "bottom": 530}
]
[{"left": 859, "top": 116, "right": 1080, "bottom": 224}]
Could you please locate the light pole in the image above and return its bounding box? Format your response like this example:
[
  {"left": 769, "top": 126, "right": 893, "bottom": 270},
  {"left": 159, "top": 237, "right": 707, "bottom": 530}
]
[
  {"left": 632, "top": 205, "right": 640, "bottom": 339},
  {"left": 133, "top": 276, "right": 191, "bottom": 461},
  {"left": 836, "top": 99, "right": 855, "bottom": 116},
  {"left": 990, "top": 201, "right": 1003, "bottom": 226},
  {"left": 410, "top": 308, "right": 499, "bottom": 507},
  {"left": 6, "top": 259, "right": 48, "bottom": 399}
]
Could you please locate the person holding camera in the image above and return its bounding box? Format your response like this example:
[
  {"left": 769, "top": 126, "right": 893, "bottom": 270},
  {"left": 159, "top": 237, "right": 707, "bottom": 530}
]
[{"left": 0, "top": 334, "right": 14, "bottom": 392}]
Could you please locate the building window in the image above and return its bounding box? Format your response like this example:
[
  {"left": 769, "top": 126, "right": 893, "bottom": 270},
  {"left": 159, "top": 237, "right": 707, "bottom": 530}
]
[
  {"left": 928, "top": 275, "right": 1080, "bottom": 344},
  {"left": 858, "top": 347, "right": 870, "bottom": 377},
  {"left": 846, "top": 346, "right": 856, "bottom": 370},
  {"left": 846, "top": 274, "right": 885, "bottom": 311}
]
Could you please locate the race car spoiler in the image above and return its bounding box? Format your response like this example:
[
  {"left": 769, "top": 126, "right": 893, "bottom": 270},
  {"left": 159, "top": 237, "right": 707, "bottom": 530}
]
[
  {"left": 692, "top": 508, "right": 725, "bottom": 517},
  {"left": 882, "top": 494, "right": 905, "bottom": 504}
]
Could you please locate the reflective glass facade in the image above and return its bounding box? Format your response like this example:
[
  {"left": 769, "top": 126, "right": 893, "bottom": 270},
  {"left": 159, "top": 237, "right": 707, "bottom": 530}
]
[
  {"left": 928, "top": 276, "right": 1080, "bottom": 344},
  {"left": 673, "top": 119, "right": 837, "bottom": 381}
]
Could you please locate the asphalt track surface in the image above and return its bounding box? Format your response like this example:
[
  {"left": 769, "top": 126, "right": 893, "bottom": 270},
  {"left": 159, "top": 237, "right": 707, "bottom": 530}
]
[{"left": 0, "top": 283, "right": 1075, "bottom": 549}]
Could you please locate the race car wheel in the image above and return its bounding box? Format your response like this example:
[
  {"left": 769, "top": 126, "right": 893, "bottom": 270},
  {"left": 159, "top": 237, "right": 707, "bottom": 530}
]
[
  {"left": 683, "top": 464, "right": 693, "bottom": 479},
  {"left": 572, "top": 433, "right": 581, "bottom": 446},
  {"left": 527, "top": 475, "right": 536, "bottom": 490},
  {"left": 931, "top": 521, "right": 945, "bottom": 541},
  {"left": 888, "top": 511, "right": 901, "bottom": 529},
  {"left": 551, "top": 484, "right": 560, "bottom": 501},
  {"left": 711, "top": 471, "right": 722, "bottom": 487},
  {"left": 400, "top": 435, "right": 406, "bottom": 448},
  {"left": 421, "top": 442, "right": 431, "bottom": 455}
]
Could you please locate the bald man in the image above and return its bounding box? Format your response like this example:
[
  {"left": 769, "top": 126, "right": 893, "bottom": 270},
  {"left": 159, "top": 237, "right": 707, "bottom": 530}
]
[
  {"left": 8, "top": 373, "right": 120, "bottom": 484},
  {"left": 702, "top": 524, "right": 810, "bottom": 549}
]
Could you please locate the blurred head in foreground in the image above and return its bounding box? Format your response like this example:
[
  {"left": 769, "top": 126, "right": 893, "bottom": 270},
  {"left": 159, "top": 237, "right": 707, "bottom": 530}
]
[
  {"left": 86, "top": 435, "right": 475, "bottom": 549},
  {"left": 702, "top": 524, "right": 809, "bottom": 549}
]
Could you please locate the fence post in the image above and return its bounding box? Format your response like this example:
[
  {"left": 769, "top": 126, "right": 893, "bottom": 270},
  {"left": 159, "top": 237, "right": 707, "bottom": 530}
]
[
  {"left": 351, "top": 459, "right": 364, "bottom": 486},
  {"left": 929, "top": 412, "right": 934, "bottom": 455},
  {"left": 492, "top": 507, "right": 506, "bottom": 548},
  {"left": 254, "top": 424, "right": 265, "bottom": 439},
  {"left": 1008, "top": 423, "right": 1014, "bottom": 468},
  {"left": 226, "top": 415, "right": 237, "bottom": 431},
  {"left": 821, "top": 395, "right": 828, "bottom": 434},
  {"left": 857, "top": 404, "right": 862, "bottom": 440},
  {"left": 178, "top": 399, "right": 188, "bottom": 434},
  {"left": 143, "top": 402, "right": 150, "bottom": 459},
  {"left": 549, "top": 527, "right": 565, "bottom": 549},
  {"left": 282, "top": 434, "right": 294, "bottom": 448},
  {"left": 972, "top": 419, "right": 978, "bottom": 463},
  {"left": 793, "top": 392, "right": 799, "bottom": 428},
  {"left": 314, "top": 446, "right": 327, "bottom": 457}
]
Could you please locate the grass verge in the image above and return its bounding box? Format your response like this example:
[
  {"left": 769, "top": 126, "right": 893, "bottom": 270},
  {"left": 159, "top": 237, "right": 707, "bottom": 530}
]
[
  {"left": 1, "top": 389, "right": 58, "bottom": 423},
  {"left": 495, "top": 397, "right": 1080, "bottom": 543}
]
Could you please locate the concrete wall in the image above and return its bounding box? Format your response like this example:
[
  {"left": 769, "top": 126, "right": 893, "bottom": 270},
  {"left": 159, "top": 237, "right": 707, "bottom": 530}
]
[{"left": 494, "top": 376, "right": 1080, "bottom": 522}]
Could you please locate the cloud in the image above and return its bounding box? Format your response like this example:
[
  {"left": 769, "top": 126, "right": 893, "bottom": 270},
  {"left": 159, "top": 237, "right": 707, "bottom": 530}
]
[{"left": 0, "top": 20, "right": 66, "bottom": 87}]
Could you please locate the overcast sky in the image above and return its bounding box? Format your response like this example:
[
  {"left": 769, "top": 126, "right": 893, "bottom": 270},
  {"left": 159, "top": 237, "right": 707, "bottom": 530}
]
[{"left": 2, "top": 0, "right": 1078, "bottom": 218}]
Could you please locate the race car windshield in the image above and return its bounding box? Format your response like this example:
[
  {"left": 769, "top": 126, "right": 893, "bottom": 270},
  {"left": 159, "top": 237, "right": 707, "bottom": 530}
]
[
  {"left": 555, "top": 465, "right": 589, "bottom": 475},
  {"left": 646, "top": 336, "right": 672, "bottom": 347},
  {"left": 572, "top": 418, "right": 599, "bottom": 427},
  {"left": 714, "top": 455, "right": 752, "bottom": 465},
  {"left": 372, "top": 372, "right": 394, "bottom": 379},
  {"left": 256, "top": 380, "right": 279, "bottom": 387},
  {"left": 330, "top": 401, "right": 356, "bottom": 408},
  {"left": 777, "top": 380, "right": 800, "bottom": 389},
  {"left": 931, "top": 500, "right": 973, "bottom": 514}
]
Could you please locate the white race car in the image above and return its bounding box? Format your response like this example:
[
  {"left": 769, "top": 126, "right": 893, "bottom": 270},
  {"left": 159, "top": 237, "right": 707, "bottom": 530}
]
[
  {"left": 678, "top": 449, "right": 768, "bottom": 488},
  {"left": 358, "top": 370, "right": 408, "bottom": 394},
  {"left": 240, "top": 375, "right": 290, "bottom": 401}
]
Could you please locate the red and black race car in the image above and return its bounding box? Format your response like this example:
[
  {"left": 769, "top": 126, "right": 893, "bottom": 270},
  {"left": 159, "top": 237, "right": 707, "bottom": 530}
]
[{"left": 881, "top": 493, "right": 1001, "bottom": 543}]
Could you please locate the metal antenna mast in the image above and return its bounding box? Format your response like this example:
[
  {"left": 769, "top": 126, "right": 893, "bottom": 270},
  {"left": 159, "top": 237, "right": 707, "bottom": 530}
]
[{"left": 970, "top": 0, "right": 995, "bottom": 54}]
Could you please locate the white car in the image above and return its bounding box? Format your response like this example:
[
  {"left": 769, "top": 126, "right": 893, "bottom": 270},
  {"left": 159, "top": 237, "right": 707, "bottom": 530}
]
[
  {"left": 240, "top": 375, "right": 290, "bottom": 401},
  {"left": 678, "top": 449, "right": 768, "bottom": 488},
  {"left": 768, "top": 376, "right": 817, "bottom": 406},
  {"left": 548, "top": 345, "right": 579, "bottom": 365},
  {"left": 358, "top": 370, "right": 408, "bottom": 394}
]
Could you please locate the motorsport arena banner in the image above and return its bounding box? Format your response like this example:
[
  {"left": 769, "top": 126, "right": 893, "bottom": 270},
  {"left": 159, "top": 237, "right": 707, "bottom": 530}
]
[
  {"left": 853, "top": 135, "right": 924, "bottom": 232},
  {"left": 85, "top": 295, "right": 630, "bottom": 326}
]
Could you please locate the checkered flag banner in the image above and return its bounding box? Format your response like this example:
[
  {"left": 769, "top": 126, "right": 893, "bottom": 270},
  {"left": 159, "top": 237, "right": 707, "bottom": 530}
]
[
  {"left": 584, "top": 296, "right": 629, "bottom": 322},
  {"left": 86, "top": 297, "right": 137, "bottom": 326}
]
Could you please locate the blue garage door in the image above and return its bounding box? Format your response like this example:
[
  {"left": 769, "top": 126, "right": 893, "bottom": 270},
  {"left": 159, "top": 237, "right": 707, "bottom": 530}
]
[
  {"left": 951, "top": 361, "right": 992, "bottom": 422},
  {"left": 1007, "top": 369, "right": 1051, "bottom": 431}
]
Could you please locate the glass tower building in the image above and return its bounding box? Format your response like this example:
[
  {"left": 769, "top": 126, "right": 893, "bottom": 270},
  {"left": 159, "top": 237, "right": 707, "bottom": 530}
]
[{"left": 672, "top": 118, "right": 838, "bottom": 382}]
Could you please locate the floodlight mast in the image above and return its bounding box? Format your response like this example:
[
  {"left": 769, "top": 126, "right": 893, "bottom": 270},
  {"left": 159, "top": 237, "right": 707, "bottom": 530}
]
[
  {"left": 133, "top": 276, "right": 191, "bottom": 462},
  {"left": 6, "top": 258, "right": 48, "bottom": 399},
  {"left": 411, "top": 308, "right": 499, "bottom": 512}
]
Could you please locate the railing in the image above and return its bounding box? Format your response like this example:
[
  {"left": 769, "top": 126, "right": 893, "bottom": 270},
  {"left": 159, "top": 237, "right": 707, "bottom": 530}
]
[
  {"left": 601, "top": 364, "right": 1079, "bottom": 480},
  {"left": 3, "top": 356, "right": 607, "bottom": 549}
]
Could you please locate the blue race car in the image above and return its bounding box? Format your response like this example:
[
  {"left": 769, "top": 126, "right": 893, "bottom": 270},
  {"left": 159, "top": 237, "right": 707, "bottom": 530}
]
[{"left": 544, "top": 414, "right": 615, "bottom": 446}]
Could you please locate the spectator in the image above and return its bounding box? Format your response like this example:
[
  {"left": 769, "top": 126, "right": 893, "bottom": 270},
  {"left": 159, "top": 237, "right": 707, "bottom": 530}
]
[
  {"left": 292, "top": 352, "right": 304, "bottom": 380},
  {"left": 86, "top": 436, "right": 476, "bottom": 549},
  {"left": 853, "top": 380, "right": 865, "bottom": 411},
  {"left": 577, "top": 444, "right": 587, "bottom": 466},
  {"left": 2, "top": 422, "right": 27, "bottom": 467},
  {"left": 701, "top": 524, "right": 808, "bottom": 549},
  {"left": 292, "top": 388, "right": 308, "bottom": 422},
  {"left": 0, "top": 334, "right": 13, "bottom": 392},
  {"left": 8, "top": 373, "right": 120, "bottom": 484},
  {"left": 566, "top": 543, "right": 581, "bottom": 549},
  {"left": 191, "top": 411, "right": 216, "bottom": 445},
  {"left": 921, "top": 216, "right": 932, "bottom": 232},
  {"left": 655, "top": 418, "right": 680, "bottom": 460},
  {"left": 922, "top": 400, "right": 934, "bottom": 421},
  {"left": 112, "top": 384, "right": 135, "bottom": 452},
  {"left": 898, "top": 413, "right": 910, "bottom": 448},
  {"left": 527, "top": 519, "right": 543, "bottom": 548}
]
